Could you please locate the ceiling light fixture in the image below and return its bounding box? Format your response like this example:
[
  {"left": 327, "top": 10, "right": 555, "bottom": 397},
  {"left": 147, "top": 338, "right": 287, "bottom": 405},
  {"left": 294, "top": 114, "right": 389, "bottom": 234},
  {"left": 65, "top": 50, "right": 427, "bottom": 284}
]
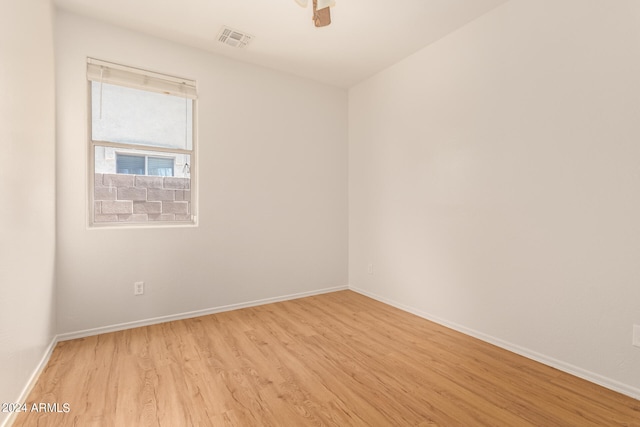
[
  {"left": 295, "top": 0, "right": 335, "bottom": 27},
  {"left": 316, "top": 0, "right": 336, "bottom": 10}
]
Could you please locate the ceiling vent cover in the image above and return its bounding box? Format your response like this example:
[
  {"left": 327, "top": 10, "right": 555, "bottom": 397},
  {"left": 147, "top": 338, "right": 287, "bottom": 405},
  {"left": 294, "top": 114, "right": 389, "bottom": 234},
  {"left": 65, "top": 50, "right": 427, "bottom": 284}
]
[{"left": 217, "top": 26, "right": 254, "bottom": 48}]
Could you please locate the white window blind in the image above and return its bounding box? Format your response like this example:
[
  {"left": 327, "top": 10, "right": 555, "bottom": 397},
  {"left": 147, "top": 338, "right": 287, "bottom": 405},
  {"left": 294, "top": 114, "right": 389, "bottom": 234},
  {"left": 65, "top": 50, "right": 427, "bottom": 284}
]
[
  {"left": 90, "top": 81, "right": 193, "bottom": 150},
  {"left": 87, "top": 58, "right": 197, "bottom": 99}
]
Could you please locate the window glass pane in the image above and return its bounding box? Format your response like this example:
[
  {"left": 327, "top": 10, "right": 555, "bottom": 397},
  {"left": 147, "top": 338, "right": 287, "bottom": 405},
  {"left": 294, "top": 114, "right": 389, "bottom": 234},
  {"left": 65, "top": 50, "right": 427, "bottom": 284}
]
[
  {"left": 95, "top": 147, "right": 190, "bottom": 179},
  {"left": 94, "top": 146, "right": 191, "bottom": 224},
  {"left": 148, "top": 157, "right": 174, "bottom": 177},
  {"left": 92, "top": 81, "right": 193, "bottom": 150},
  {"left": 116, "top": 154, "right": 145, "bottom": 175}
]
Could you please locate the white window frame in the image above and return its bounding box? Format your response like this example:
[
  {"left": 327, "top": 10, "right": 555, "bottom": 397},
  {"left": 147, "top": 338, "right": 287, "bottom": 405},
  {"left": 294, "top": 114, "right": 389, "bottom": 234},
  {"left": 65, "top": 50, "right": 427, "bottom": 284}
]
[{"left": 87, "top": 58, "right": 198, "bottom": 228}]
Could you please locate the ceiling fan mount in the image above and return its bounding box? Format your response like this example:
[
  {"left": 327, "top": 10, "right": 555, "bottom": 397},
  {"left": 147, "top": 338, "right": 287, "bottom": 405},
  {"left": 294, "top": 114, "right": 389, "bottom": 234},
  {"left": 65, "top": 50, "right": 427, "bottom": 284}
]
[{"left": 295, "top": 0, "right": 336, "bottom": 27}]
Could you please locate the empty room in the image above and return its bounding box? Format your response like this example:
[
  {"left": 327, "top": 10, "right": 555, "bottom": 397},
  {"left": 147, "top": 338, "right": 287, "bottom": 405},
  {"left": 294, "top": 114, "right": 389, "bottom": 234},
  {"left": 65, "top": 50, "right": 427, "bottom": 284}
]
[{"left": 1, "top": 0, "right": 639, "bottom": 425}]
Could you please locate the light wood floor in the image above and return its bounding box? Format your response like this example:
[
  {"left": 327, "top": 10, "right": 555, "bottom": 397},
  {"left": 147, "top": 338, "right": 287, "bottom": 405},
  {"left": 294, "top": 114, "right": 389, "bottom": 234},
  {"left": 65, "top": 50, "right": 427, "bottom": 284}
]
[{"left": 14, "top": 290, "right": 640, "bottom": 426}]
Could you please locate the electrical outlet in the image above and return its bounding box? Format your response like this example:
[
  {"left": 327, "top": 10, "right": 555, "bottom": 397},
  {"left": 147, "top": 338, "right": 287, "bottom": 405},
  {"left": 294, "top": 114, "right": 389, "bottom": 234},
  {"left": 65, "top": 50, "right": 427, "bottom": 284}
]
[
  {"left": 367, "top": 263, "right": 373, "bottom": 275},
  {"left": 633, "top": 325, "right": 640, "bottom": 348},
  {"left": 134, "top": 281, "right": 144, "bottom": 296}
]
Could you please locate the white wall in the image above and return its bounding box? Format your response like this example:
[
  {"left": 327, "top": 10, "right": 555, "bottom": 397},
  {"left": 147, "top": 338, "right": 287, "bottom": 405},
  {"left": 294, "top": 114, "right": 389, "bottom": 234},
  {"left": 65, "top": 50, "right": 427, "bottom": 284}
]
[
  {"left": 349, "top": 0, "right": 640, "bottom": 396},
  {"left": 0, "top": 0, "right": 57, "bottom": 424},
  {"left": 55, "top": 10, "right": 348, "bottom": 334}
]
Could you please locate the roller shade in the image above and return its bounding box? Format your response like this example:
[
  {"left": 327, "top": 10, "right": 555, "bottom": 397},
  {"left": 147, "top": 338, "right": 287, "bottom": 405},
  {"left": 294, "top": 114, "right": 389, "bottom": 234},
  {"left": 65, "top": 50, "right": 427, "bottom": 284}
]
[{"left": 87, "top": 58, "right": 197, "bottom": 99}]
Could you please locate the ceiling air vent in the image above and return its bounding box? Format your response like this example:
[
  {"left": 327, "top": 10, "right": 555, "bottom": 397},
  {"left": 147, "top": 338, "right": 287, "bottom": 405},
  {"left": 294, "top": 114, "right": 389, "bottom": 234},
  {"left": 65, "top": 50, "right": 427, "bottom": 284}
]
[{"left": 217, "top": 26, "right": 253, "bottom": 48}]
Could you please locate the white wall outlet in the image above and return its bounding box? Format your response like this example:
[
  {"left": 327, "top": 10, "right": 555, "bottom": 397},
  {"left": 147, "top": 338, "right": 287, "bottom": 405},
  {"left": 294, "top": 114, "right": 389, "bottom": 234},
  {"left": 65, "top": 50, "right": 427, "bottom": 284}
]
[
  {"left": 367, "top": 263, "right": 373, "bottom": 275},
  {"left": 134, "top": 281, "right": 144, "bottom": 296},
  {"left": 633, "top": 325, "right": 640, "bottom": 348}
]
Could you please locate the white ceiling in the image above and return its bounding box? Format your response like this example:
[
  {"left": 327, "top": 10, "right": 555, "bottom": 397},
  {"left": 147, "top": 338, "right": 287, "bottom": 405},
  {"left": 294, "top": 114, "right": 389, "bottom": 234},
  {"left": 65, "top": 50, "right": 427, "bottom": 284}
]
[{"left": 54, "top": 0, "right": 509, "bottom": 88}]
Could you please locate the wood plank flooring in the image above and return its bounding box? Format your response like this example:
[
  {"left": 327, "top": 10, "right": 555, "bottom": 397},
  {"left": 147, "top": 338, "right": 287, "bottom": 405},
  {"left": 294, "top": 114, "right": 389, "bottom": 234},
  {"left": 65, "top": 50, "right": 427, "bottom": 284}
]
[{"left": 14, "top": 290, "right": 640, "bottom": 426}]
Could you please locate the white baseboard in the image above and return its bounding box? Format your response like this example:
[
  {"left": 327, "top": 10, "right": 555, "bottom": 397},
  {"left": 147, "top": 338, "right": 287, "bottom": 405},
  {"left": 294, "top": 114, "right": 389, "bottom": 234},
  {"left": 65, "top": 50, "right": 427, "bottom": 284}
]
[
  {"left": 349, "top": 286, "right": 640, "bottom": 402},
  {"left": 1, "top": 336, "right": 58, "bottom": 427},
  {"left": 57, "top": 285, "right": 348, "bottom": 342}
]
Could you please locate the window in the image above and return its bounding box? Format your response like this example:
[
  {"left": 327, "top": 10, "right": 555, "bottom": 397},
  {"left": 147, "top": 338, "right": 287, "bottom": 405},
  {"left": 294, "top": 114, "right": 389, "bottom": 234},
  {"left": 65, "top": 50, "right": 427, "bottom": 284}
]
[
  {"left": 148, "top": 157, "right": 175, "bottom": 177},
  {"left": 116, "top": 155, "right": 175, "bottom": 177},
  {"left": 88, "top": 58, "right": 197, "bottom": 226},
  {"left": 116, "top": 154, "right": 145, "bottom": 175}
]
